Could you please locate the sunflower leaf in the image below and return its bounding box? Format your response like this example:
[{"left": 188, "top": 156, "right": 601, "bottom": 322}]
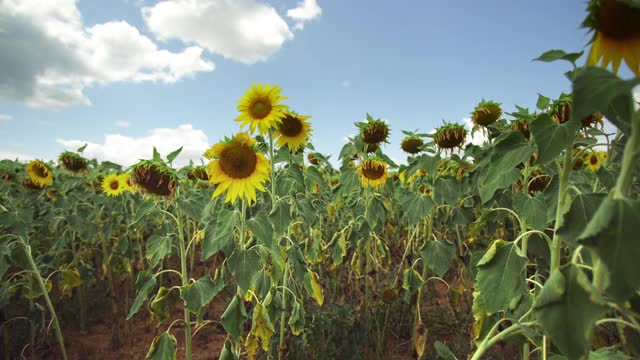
[
  {"left": 145, "top": 332, "right": 177, "bottom": 360},
  {"left": 127, "top": 270, "right": 157, "bottom": 319},
  {"left": 220, "top": 295, "right": 248, "bottom": 339},
  {"left": 179, "top": 275, "right": 226, "bottom": 314},
  {"left": 533, "top": 49, "right": 584, "bottom": 64},
  {"left": 227, "top": 248, "right": 261, "bottom": 293},
  {"left": 166, "top": 147, "right": 182, "bottom": 165},
  {"left": 152, "top": 147, "right": 162, "bottom": 162},
  {"left": 76, "top": 143, "right": 88, "bottom": 153},
  {"left": 531, "top": 113, "right": 580, "bottom": 164}
]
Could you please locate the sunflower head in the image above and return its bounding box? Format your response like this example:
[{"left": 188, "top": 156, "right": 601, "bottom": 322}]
[
  {"left": 471, "top": 100, "right": 502, "bottom": 127},
  {"left": 585, "top": 150, "right": 607, "bottom": 172},
  {"left": 22, "top": 178, "right": 44, "bottom": 191},
  {"left": 26, "top": 160, "right": 53, "bottom": 187},
  {"left": 307, "top": 152, "right": 320, "bottom": 165},
  {"left": 204, "top": 132, "right": 270, "bottom": 204},
  {"left": 119, "top": 172, "right": 137, "bottom": 193},
  {"left": 59, "top": 151, "right": 88, "bottom": 174},
  {"left": 359, "top": 115, "right": 390, "bottom": 145},
  {"left": 583, "top": 0, "right": 640, "bottom": 75},
  {"left": 187, "top": 166, "right": 209, "bottom": 182},
  {"left": 236, "top": 83, "right": 289, "bottom": 135},
  {"left": 527, "top": 169, "right": 551, "bottom": 193},
  {"left": 275, "top": 110, "right": 312, "bottom": 152},
  {"left": 330, "top": 177, "right": 340, "bottom": 187},
  {"left": 401, "top": 136, "right": 424, "bottom": 154},
  {"left": 551, "top": 95, "right": 573, "bottom": 124},
  {"left": 357, "top": 157, "right": 388, "bottom": 190},
  {"left": 581, "top": 112, "right": 605, "bottom": 130},
  {"left": 131, "top": 161, "right": 178, "bottom": 197},
  {"left": 434, "top": 123, "right": 467, "bottom": 149},
  {"left": 510, "top": 119, "right": 531, "bottom": 139},
  {"left": 101, "top": 173, "right": 126, "bottom": 197}
]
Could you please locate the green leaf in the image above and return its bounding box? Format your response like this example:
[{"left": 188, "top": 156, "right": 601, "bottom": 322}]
[
  {"left": 433, "top": 177, "right": 458, "bottom": 206},
  {"left": 536, "top": 94, "right": 551, "bottom": 111},
  {"left": 76, "top": 143, "right": 88, "bottom": 153},
  {"left": 513, "top": 193, "right": 548, "bottom": 231},
  {"left": 287, "top": 244, "right": 308, "bottom": 284},
  {"left": 534, "top": 266, "right": 605, "bottom": 360},
  {"left": 288, "top": 299, "right": 305, "bottom": 336},
  {"left": 145, "top": 332, "right": 177, "bottom": 360},
  {"left": 421, "top": 239, "right": 456, "bottom": 277},
  {"left": 578, "top": 198, "right": 640, "bottom": 301},
  {"left": 59, "top": 268, "right": 83, "bottom": 298},
  {"left": 479, "top": 168, "right": 520, "bottom": 204},
  {"left": 533, "top": 49, "right": 583, "bottom": 64},
  {"left": 247, "top": 211, "right": 275, "bottom": 248},
  {"left": 166, "top": 147, "right": 183, "bottom": 164},
  {"left": 269, "top": 198, "right": 291, "bottom": 236},
  {"left": 402, "top": 267, "right": 424, "bottom": 303},
  {"left": 202, "top": 209, "right": 238, "bottom": 260},
  {"left": 556, "top": 193, "right": 606, "bottom": 243},
  {"left": 571, "top": 67, "right": 640, "bottom": 135},
  {"left": 152, "top": 147, "right": 162, "bottom": 162},
  {"left": 220, "top": 295, "right": 248, "bottom": 339},
  {"left": 227, "top": 248, "right": 261, "bottom": 293},
  {"left": 434, "top": 341, "right": 458, "bottom": 360},
  {"left": 146, "top": 235, "right": 173, "bottom": 267},
  {"left": 475, "top": 240, "right": 528, "bottom": 314},
  {"left": 150, "top": 287, "right": 175, "bottom": 326},
  {"left": 531, "top": 113, "right": 579, "bottom": 164},
  {"left": 128, "top": 270, "right": 157, "bottom": 319},
  {"left": 406, "top": 154, "right": 440, "bottom": 178},
  {"left": 179, "top": 275, "right": 226, "bottom": 314},
  {"left": 589, "top": 347, "right": 632, "bottom": 360},
  {"left": 400, "top": 192, "right": 435, "bottom": 226},
  {"left": 219, "top": 339, "right": 238, "bottom": 360}
]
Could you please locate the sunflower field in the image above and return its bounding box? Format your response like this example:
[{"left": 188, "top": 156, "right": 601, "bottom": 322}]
[{"left": 1, "top": 1, "right": 640, "bottom": 360}]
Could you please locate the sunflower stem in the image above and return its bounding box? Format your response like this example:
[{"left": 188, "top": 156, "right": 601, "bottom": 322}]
[
  {"left": 175, "top": 205, "right": 193, "bottom": 360},
  {"left": 269, "top": 129, "right": 277, "bottom": 208},
  {"left": 550, "top": 144, "right": 574, "bottom": 274}
]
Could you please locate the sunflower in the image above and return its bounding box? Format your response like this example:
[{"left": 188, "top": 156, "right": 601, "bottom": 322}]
[
  {"left": 274, "top": 110, "right": 312, "bottom": 152},
  {"left": 357, "top": 157, "right": 388, "bottom": 190},
  {"left": 59, "top": 151, "right": 88, "bottom": 174},
  {"left": 584, "top": 0, "right": 640, "bottom": 75},
  {"left": 204, "top": 132, "right": 270, "bottom": 204},
  {"left": 434, "top": 123, "right": 467, "bottom": 149},
  {"left": 551, "top": 96, "right": 572, "bottom": 124},
  {"left": 187, "top": 166, "right": 209, "bottom": 181},
  {"left": 101, "top": 173, "right": 126, "bottom": 197},
  {"left": 119, "top": 172, "right": 136, "bottom": 193},
  {"left": 585, "top": 150, "right": 607, "bottom": 172},
  {"left": 22, "top": 178, "right": 44, "bottom": 191},
  {"left": 360, "top": 117, "right": 390, "bottom": 145},
  {"left": 26, "top": 160, "right": 53, "bottom": 187},
  {"left": 401, "top": 135, "right": 424, "bottom": 154},
  {"left": 131, "top": 161, "right": 178, "bottom": 197},
  {"left": 510, "top": 119, "right": 531, "bottom": 139},
  {"left": 236, "top": 83, "right": 289, "bottom": 135},
  {"left": 471, "top": 100, "right": 502, "bottom": 127},
  {"left": 307, "top": 153, "right": 320, "bottom": 165}
]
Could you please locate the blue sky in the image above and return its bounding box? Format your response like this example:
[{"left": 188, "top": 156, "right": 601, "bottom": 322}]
[{"left": 0, "top": 0, "right": 624, "bottom": 167}]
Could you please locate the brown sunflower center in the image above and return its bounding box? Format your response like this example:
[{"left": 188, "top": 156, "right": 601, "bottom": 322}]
[
  {"left": 590, "top": 154, "right": 599, "bottom": 165},
  {"left": 279, "top": 115, "right": 303, "bottom": 137},
  {"left": 596, "top": 0, "right": 640, "bottom": 39},
  {"left": 362, "top": 162, "right": 385, "bottom": 180},
  {"left": 110, "top": 180, "right": 119, "bottom": 190},
  {"left": 249, "top": 98, "right": 272, "bottom": 119},
  {"left": 362, "top": 123, "right": 389, "bottom": 144},
  {"left": 219, "top": 143, "right": 258, "bottom": 179},
  {"left": 33, "top": 163, "right": 48, "bottom": 178}
]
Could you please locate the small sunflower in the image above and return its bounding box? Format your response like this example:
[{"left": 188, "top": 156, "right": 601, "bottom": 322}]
[
  {"left": 584, "top": 0, "right": 640, "bottom": 75},
  {"left": 59, "top": 151, "right": 88, "bottom": 174},
  {"left": 510, "top": 119, "right": 531, "bottom": 139},
  {"left": 119, "top": 172, "right": 137, "bottom": 193},
  {"left": 26, "top": 160, "right": 53, "bottom": 187},
  {"left": 101, "top": 173, "right": 126, "bottom": 197},
  {"left": 585, "top": 150, "right": 607, "bottom": 172},
  {"left": 551, "top": 96, "right": 572, "bottom": 124},
  {"left": 307, "top": 153, "right": 320, "bottom": 165},
  {"left": 471, "top": 100, "right": 502, "bottom": 127},
  {"left": 581, "top": 112, "right": 605, "bottom": 130},
  {"left": 274, "top": 110, "right": 312, "bottom": 152},
  {"left": 236, "top": 83, "right": 289, "bottom": 135},
  {"left": 204, "top": 132, "right": 270, "bottom": 204},
  {"left": 360, "top": 116, "right": 390, "bottom": 144},
  {"left": 22, "top": 178, "right": 44, "bottom": 191},
  {"left": 131, "top": 161, "right": 178, "bottom": 197},
  {"left": 401, "top": 136, "right": 424, "bottom": 154},
  {"left": 357, "top": 157, "right": 388, "bottom": 190},
  {"left": 434, "top": 123, "right": 467, "bottom": 150},
  {"left": 187, "top": 166, "right": 209, "bottom": 182}
]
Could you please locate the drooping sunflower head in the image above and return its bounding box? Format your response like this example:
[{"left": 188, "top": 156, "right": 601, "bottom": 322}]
[
  {"left": 101, "top": 173, "right": 126, "bottom": 197},
  {"left": 401, "top": 135, "right": 424, "bottom": 154},
  {"left": 187, "top": 166, "right": 209, "bottom": 182},
  {"left": 551, "top": 94, "right": 573, "bottom": 124},
  {"left": 527, "top": 168, "right": 551, "bottom": 193},
  {"left": 236, "top": 83, "right": 289, "bottom": 135},
  {"left": 357, "top": 157, "right": 388, "bottom": 190},
  {"left": 581, "top": 112, "right": 605, "bottom": 130},
  {"left": 26, "top": 160, "right": 53, "bottom": 187},
  {"left": 131, "top": 161, "right": 178, "bottom": 197},
  {"left": 434, "top": 123, "right": 467, "bottom": 149},
  {"left": 58, "top": 151, "right": 88, "bottom": 174},
  {"left": 471, "top": 100, "right": 502, "bottom": 127},
  {"left": 22, "top": 178, "right": 44, "bottom": 191},
  {"left": 584, "top": 0, "right": 640, "bottom": 75},
  {"left": 307, "top": 152, "right": 320, "bottom": 165},
  {"left": 359, "top": 116, "right": 390, "bottom": 145},
  {"left": 585, "top": 150, "right": 607, "bottom": 172},
  {"left": 510, "top": 119, "right": 531, "bottom": 139},
  {"left": 204, "top": 132, "right": 270, "bottom": 204},
  {"left": 274, "top": 110, "right": 312, "bottom": 152}
]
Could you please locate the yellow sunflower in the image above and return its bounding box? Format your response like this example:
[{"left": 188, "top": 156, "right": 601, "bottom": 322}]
[
  {"left": 357, "top": 157, "right": 388, "bottom": 190},
  {"left": 26, "top": 160, "right": 53, "bottom": 187},
  {"left": 274, "top": 111, "right": 312, "bottom": 152},
  {"left": 236, "top": 83, "right": 289, "bottom": 135},
  {"left": 119, "top": 173, "right": 136, "bottom": 193},
  {"left": 204, "top": 132, "right": 270, "bottom": 204},
  {"left": 584, "top": 0, "right": 640, "bottom": 76},
  {"left": 585, "top": 150, "right": 607, "bottom": 172},
  {"left": 101, "top": 173, "right": 125, "bottom": 197}
]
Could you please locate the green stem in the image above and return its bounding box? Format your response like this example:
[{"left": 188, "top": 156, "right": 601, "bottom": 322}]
[
  {"left": 176, "top": 207, "right": 192, "bottom": 360},
  {"left": 550, "top": 145, "right": 574, "bottom": 273},
  {"left": 470, "top": 322, "right": 530, "bottom": 360},
  {"left": 269, "top": 130, "right": 277, "bottom": 207},
  {"left": 278, "top": 265, "right": 289, "bottom": 360},
  {"left": 21, "top": 240, "right": 68, "bottom": 360}
]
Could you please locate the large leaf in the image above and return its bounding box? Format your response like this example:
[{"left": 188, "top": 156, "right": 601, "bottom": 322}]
[
  {"left": 534, "top": 266, "right": 605, "bottom": 360},
  {"left": 146, "top": 235, "right": 173, "bottom": 267},
  {"left": 421, "top": 239, "right": 456, "bottom": 278},
  {"left": 556, "top": 193, "right": 606, "bottom": 243},
  {"left": 250, "top": 302, "right": 275, "bottom": 352},
  {"left": 179, "top": 275, "right": 226, "bottom": 314},
  {"left": 145, "top": 332, "right": 177, "bottom": 360},
  {"left": 269, "top": 198, "right": 292, "bottom": 236},
  {"left": 166, "top": 147, "right": 183, "bottom": 164},
  {"left": 304, "top": 270, "right": 324, "bottom": 306},
  {"left": 475, "top": 240, "right": 528, "bottom": 314},
  {"left": 578, "top": 198, "right": 640, "bottom": 301},
  {"left": 227, "top": 248, "right": 261, "bottom": 293},
  {"left": 288, "top": 299, "right": 305, "bottom": 336},
  {"left": 531, "top": 113, "right": 579, "bottom": 164},
  {"left": 433, "top": 177, "right": 458, "bottom": 206},
  {"left": 402, "top": 267, "right": 424, "bottom": 303},
  {"left": 128, "top": 270, "right": 157, "bottom": 319},
  {"left": 513, "top": 193, "right": 547, "bottom": 231},
  {"left": 534, "top": 49, "right": 584, "bottom": 64},
  {"left": 400, "top": 192, "right": 435, "bottom": 226},
  {"left": 201, "top": 209, "right": 238, "bottom": 260},
  {"left": 220, "top": 295, "right": 248, "bottom": 339}
]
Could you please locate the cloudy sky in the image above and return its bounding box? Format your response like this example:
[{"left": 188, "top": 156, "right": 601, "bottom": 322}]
[{"left": 0, "top": 0, "right": 637, "bottom": 167}]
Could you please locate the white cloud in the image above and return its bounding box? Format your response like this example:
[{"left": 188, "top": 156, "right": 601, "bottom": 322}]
[
  {"left": 463, "top": 117, "right": 488, "bottom": 146},
  {"left": 0, "top": 151, "right": 34, "bottom": 161},
  {"left": 0, "top": 114, "right": 12, "bottom": 121},
  {"left": 287, "top": 0, "right": 322, "bottom": 30},
  {"left": 341, "top": 80, "right": 350, "bottom": 88},
  {"left": 0, "top": 0, "right": 214, "bottom": 110},
  {"left": 115, "top": 120, "right": 131, "bottom": 128},
  {"left": 57, "top": 124, "right": 210, "bottom": 167},
  {"left": 143, "top": 0, "right": 294, "bottom": 64}
]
